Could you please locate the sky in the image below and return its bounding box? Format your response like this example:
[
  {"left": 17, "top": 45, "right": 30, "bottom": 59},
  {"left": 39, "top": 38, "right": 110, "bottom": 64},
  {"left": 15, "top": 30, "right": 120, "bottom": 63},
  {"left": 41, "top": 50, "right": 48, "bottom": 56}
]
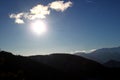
[{"left": 0, "top": 0, "right": 120, "bottom": 55}]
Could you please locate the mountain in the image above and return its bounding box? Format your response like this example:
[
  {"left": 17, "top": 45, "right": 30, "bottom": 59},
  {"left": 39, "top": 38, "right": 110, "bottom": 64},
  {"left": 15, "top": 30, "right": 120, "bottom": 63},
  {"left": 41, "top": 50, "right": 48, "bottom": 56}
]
[
  {"left": 75, "top": 46, "right": 120, "bottom": 63},
  {"left": 1, "top": 51, "right": 120, "bottom": 80},
  {"left": 29, "top": 53, "right": 104, "bottom": 73},
  {"left": 104, "top": 60, "right": 120, "bottom": 68},
  {"left": 0, "top": 51, "right": 66, "bottom": 80},
  {"left": 29, "top": 53, "right": 119, "bottom": 79}
]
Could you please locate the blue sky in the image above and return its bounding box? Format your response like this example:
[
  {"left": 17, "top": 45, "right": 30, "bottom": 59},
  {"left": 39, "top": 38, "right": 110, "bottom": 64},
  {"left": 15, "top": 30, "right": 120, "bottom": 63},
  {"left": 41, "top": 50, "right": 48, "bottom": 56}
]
[{"left": 0, "top": 0, "right": 120, "bottom": 55}]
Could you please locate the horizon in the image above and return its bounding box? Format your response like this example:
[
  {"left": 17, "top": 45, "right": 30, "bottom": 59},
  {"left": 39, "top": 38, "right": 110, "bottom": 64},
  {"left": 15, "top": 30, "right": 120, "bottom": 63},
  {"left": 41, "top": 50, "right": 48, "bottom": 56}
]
[
  {"left": 1, "top": 46, "right": 120, "bottom": 56},
  {"left": 0, "top": 0, "right": 120, "bottom": 55}
]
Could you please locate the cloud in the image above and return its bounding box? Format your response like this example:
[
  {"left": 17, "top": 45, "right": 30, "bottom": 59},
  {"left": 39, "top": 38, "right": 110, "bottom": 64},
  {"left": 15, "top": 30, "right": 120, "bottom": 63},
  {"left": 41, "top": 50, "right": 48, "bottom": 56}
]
[
  {"left": 9, "top": 13, "right": 24, "bottom": 24},
  {"left": 9, "top": 4, "right": 50, "bottom": 23},
  {"left": 49, "top": 1, "right": 72, "bottom": 12},
  {"left": 75, "top": 49, "right": 97, "bottom": 53},
  {"left": 29, "top": 4, "right": 50, "bottom": 20},
  {"left": 9, "top": 0, "right": 72, "bottom": 24},
  {"left": 9, "top": 13, "right": 24, "bottom": 19},
  {"left": 15, "top": 19, "right": 24, "bottom": 24},
  {"left": 75, "top": 50, "right": 87, "bottom": 53},
  {"left": 89, "top": 49, "right": 96, "bottom": 52}
]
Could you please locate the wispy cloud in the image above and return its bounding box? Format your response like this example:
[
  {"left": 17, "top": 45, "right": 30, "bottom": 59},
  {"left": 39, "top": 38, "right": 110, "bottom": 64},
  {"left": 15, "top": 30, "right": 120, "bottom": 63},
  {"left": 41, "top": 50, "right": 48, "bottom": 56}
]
[
  {"left": 9, "top": 13, "right": 24, "bottom": 24},
  {"left": 49, "top": 1, "right": 72, "bottom": 12},
  {"left": 74, "top": 49, "right": 97, "bottom": 53},
  {"left": 75, "top": 50, "right": 87, "bottom": 53},
  {"left": 9, "top": 0, "right": 72, "bottom": 24},
  {"left": 15, "top": 18, "right": 24, "bottom": 24},
  {"left": 89, "top": 49, "right": 96, "bottom": 52}
]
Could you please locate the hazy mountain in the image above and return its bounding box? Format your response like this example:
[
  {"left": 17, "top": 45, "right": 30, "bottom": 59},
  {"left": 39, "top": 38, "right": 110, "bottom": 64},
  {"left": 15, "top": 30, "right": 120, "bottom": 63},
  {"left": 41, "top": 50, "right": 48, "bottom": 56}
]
[
  {"left": 75, "top": 46, "right": 120, "bottom": 63},
  {"left": 104, "top": 60, "right": 120, "bottom": 68}
]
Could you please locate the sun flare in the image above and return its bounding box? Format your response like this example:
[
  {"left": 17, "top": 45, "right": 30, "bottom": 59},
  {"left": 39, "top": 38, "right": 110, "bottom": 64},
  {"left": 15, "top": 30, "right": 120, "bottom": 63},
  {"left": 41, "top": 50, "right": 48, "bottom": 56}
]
[{"left": 30, "top": 20, "right": 47, "bottom": 35}]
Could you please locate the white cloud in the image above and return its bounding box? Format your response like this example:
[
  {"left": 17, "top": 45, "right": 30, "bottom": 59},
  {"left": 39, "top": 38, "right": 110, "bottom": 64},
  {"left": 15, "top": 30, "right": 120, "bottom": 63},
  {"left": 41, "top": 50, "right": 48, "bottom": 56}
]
[
  {"left": 15, "top": 19, "right": 24, "bottom": 24},
  {"left": 9, "top": 4, "right": 50, "bottom": 23},
  {"left": 74, "top": 49, "right": 97, "bottom": 54},
  {"left": 9, "top": 13, "right": 24, "bottom": 19},
  {"left": 9, "top": 1, "right": 73, "bottom": 24},
  {"left": 89, "top": 49, "right": 96, "bottom": 52},
  {"left": 29, "top": 4, "right": 50, "bottom": 20},
  {"left": 9, "top": 13, "right": 24, "bottom": 24},
  {"left": 73, "top": 50, "right": 87, "bottom": 55},
  {"left": 75, "top": 50, "right": 87, "bottom": 53},
  {"left": 49, "top": 1, "right": 72, "bottom": 12}
]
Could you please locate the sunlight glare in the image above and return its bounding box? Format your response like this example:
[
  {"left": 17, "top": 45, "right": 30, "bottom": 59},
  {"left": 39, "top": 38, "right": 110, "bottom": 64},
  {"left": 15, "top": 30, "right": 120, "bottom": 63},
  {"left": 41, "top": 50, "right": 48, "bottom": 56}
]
[{"left": 31, "top": 20, "right": 47, "bottom": 35}]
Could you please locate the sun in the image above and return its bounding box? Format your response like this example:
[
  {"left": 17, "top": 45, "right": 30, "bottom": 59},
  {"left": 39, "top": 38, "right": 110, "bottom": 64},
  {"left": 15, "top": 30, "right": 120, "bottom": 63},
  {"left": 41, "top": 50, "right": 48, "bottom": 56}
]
[{"left": 30, "top": 20, "right": 47, "bottom": 35}]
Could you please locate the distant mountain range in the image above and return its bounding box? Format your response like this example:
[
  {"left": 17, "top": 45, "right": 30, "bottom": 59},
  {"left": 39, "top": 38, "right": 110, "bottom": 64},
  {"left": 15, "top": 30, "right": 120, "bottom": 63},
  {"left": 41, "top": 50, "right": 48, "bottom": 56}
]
[
  {"left": 75, "top": 46, "right": 120, "bottom": 63},
  {"left": 29, "top": 54, "right": 104, "bottom": 73},
  {"left": 0, "top": 50, "right": 120, "bottom": 80},
  {"left": 104, "top": 60, "right": 120, "bottom": 68}
]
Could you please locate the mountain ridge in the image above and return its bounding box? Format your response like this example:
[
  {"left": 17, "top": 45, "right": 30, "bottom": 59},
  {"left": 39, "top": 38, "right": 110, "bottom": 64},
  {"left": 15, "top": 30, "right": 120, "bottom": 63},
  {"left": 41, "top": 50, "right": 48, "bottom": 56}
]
[
  {"left": 0, "top": 50, "right": 120, "bottom": 80},
  {"left": 75, "top": 46, "right": 120, "bottom": 63}
]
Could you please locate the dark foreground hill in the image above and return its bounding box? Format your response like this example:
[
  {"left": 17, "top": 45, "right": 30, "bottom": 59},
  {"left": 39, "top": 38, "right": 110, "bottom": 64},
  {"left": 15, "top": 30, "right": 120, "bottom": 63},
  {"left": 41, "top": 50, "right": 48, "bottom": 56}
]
[
  {"left": 0, "top": 51, "right": 66, "bottom": 80},
  {"left": 30, "top": 53, "right": 104, "bottom": 73},
  {"left": 0, "top": 51, "right": 120, "bottom": 80},
  {"left": 29, "top": 53, "right": 120, "bottom": 80}
]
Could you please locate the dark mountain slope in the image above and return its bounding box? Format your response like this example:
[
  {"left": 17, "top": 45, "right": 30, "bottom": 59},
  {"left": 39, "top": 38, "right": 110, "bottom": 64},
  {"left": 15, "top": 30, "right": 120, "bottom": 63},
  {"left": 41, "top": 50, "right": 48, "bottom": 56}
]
[
  {"left": 30, "top": 53, "right": 103, "bottom": 72},
  {"left": 0, "top": 51, "right": 66, "bottom": 80},
  {"left": 30, "top": 53, "right": 120, "bottom": 79},
  {"left": 0, "top": 51, "right": 120, "bottom": 80},
  {"left": 104, "top": 60, "right": 120, "bottom": 68},
  {"left": 30, "top": 53, "right": 108, "bottom": 79}
]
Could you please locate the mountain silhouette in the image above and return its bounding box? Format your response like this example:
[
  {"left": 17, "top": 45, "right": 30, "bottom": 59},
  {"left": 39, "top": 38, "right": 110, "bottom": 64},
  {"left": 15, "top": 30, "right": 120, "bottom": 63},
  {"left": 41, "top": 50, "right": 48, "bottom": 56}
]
[
  {"left": 30, "top": 53, "right": 104, "bottom": 72},
  {"left": 0, "top": 51, "right": 120, "bottom": 80},
  {"left": 29, "top": 53, "right": 119, "bottom": 79},
  {"left": 0, "top": 51, "right": 66, "bottom": 80},
  {"left": 75, "top": 46, "right": 120, "bottom": 63}
]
